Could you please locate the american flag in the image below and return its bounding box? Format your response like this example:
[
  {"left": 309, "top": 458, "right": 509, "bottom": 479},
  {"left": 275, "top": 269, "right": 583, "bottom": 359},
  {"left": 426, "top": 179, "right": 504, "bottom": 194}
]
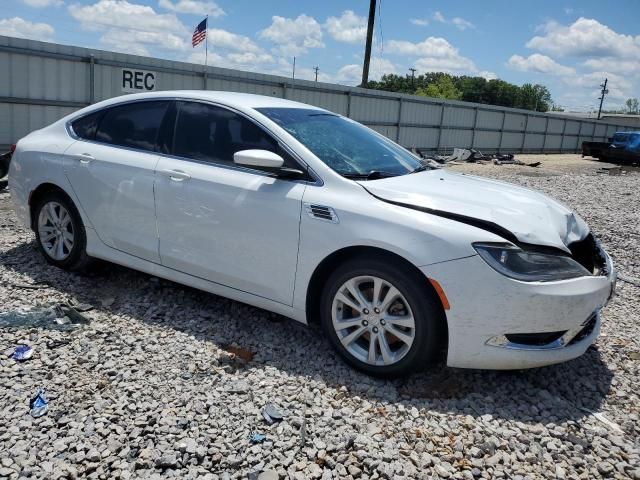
[{"left": 192, "top": 18, "right": 207, "bottom": 47}]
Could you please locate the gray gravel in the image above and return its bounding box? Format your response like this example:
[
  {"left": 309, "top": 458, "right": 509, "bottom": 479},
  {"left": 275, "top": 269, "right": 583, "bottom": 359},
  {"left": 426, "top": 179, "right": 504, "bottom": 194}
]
[{"left": 1, "top": 154, "right": 639, "bottom": 479}]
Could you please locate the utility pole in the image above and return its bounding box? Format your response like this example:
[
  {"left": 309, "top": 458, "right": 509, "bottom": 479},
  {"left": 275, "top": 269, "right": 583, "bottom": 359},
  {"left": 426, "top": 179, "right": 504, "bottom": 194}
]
[
  {"left": 408, "top": 67, "right": 416, "bottom": 88},
  {"left": 597, "top": 78, "right": 608, "bottom": 120},
  {"left": 361, "top": 0, "right": 376, "bottom": 88},
  {"left": 313, "top": 66, "right": 319, "bottom": 82}
]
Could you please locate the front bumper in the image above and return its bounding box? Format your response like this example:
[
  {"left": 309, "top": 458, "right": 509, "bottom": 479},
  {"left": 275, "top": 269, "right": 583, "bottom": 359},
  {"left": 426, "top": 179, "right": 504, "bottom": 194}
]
[{"left": 422, "top": 251, "right": 616, "bottom": 370}]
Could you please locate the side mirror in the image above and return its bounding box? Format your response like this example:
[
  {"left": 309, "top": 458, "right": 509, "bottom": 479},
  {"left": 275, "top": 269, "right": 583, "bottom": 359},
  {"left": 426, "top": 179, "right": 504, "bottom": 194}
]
[{"left": 233, "top": 149, "right": 284, "bottom": 169}]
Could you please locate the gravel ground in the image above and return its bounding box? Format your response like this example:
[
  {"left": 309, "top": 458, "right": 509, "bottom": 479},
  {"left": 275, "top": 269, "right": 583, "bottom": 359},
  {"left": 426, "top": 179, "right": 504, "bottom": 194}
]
[{"left": 1, "top": 154, "right": 639, "bottom": 480}]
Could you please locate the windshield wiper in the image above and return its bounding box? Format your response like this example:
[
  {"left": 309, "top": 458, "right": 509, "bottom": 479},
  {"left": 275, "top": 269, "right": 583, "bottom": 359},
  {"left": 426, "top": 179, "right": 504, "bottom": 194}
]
[
  {"left": 410, "top": 164, "right": 434, "bottom": 174},
  {"left": 342, "top": 170, "right": 399, "bottom": 180}
]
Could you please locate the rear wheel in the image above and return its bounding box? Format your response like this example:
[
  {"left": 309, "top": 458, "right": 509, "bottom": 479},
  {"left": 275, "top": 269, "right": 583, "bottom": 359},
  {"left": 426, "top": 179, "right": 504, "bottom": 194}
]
[
  {"left": 34, "top": 191, "right": 92, "bottom": 271},
  {"left": 320, "top": 257, "right": 445, "bottom": 378}
]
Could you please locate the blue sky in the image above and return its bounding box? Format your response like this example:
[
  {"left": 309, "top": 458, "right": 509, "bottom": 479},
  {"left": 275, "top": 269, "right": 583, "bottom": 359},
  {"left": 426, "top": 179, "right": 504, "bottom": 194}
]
[{"left": 2, "top": 0, "right": 639, "bottom": 111}]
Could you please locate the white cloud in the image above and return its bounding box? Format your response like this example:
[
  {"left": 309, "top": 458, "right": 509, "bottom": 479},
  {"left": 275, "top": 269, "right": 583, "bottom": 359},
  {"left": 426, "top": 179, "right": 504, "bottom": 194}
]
[
  {"left": 259, "top": 14, "right": 324, "bottom": 56},
  {"left": 207, "top": 28, "right": 262, "bottom": 53},
  {"left": 479, "top": 70, "right": 498, "bottom": 80},
  {"left": 583, "top": 57, "right": 640, "bottom": 75},
  {"left": 432, "top": 11, "right": 446, "bottom": 23},
  {"left": 336, "top": 57, "right": 397, "bottom": 84},
  {"left": 325, "top": 10, "right": 366, "bottom": 44},
  {"left": 431, "top": 11, "right": 474, "bottom": 30},
  {"left": 415, "top": 55, "right": 476, "bottom": 73},
  {"left": 0, "top": 17, "right": 55, "bottom": 41},
  {"left": 21, "top": 0, "right": 63, "bottom": 6},
  {"left": 410, "top": 18, "right": 429, "bottom": 27},
  {"left": 451, "top": 17, "right": 474, "bottom": 31},
  {"left": 68, "top": 0, "right": 201, "bottom": 54},
  {"left": 507, "top": 53, "right": 575, "bottom": 76},
  {"left": 101, "top": 28, "right": 186, "bottom": 54},
  {"left": 69, "top": 0, "right": 185, "bottom": 34},
  {"left": 387, "top": 36, "right": 480, "bottom": 74},
  {"left": 158, "top": 0, "right": 224, "bottom": 17},
  {"left": 527, "top": 18, "right": 640, "bottom": 59},
  {"left": 387, "top": 36, "right": 459, "bottom": 57}
]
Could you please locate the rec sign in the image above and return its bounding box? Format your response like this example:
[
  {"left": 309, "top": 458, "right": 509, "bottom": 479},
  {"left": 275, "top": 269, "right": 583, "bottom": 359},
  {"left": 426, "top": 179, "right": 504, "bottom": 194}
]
[{"left": 121, "top": 68, "right": 156, "bottom": 92}]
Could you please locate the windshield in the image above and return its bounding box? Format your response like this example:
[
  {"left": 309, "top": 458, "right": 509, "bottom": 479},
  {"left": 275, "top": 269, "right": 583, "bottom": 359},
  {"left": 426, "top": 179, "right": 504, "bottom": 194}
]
[
  {"left": 256, "top": 107, "right": 422, "bottom": 178},
  {"left": 612, "top": 133, "right": 630, "bottom": 144}
]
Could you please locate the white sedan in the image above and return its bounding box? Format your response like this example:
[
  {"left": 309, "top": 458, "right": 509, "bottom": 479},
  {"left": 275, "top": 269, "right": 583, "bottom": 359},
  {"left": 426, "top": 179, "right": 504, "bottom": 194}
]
[{"left": 9, "top": 91, "right": 616, "bottom": 377}]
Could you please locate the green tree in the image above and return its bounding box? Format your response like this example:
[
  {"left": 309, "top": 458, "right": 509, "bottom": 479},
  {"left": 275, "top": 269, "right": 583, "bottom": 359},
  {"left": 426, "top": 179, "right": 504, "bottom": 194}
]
[
  {"left": 416, "top": 75, "right": 462, "bottom": 100},
  {"left": 625, "top": 98, "right": 639, "bottom": 114},
  {"left": 366, "top": 72, "right": 555, "bottom": 112}
]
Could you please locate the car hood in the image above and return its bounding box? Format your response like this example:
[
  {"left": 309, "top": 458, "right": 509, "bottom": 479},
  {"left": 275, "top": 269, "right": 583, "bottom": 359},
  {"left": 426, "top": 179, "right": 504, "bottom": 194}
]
[{"left": 359, "top": 170, "right": 589, "bottom": 252}]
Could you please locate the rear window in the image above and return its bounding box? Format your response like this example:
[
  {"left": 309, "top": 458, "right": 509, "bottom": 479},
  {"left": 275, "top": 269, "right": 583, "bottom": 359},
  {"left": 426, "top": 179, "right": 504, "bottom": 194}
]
[
  {"left": 71, "top": 110, "right": 104, "bottom": 140},
  {"left": 95, "top": 101, "right": 169, "bottom": 152}
]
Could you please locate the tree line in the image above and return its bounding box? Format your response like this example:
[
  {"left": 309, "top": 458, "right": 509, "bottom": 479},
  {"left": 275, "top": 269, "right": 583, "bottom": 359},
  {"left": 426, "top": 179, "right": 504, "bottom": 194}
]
[{"left": 366, "top": 72, "right": 557, "bottom": 112}]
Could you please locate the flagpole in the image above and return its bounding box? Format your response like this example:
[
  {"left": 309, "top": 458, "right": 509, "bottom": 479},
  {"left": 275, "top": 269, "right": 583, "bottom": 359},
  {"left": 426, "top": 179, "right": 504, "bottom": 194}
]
[{"left": 204, "top": 14, "right": 208, "bottom": 67}]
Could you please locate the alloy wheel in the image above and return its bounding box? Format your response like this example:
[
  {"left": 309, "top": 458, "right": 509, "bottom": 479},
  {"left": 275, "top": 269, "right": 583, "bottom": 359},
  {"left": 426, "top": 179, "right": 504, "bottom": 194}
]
[
  {"left": 331, "top": 275, "right": 416, "bottom": 366},
  {"left": 38, "top": 201, "right": 75, "bottom": 261}
]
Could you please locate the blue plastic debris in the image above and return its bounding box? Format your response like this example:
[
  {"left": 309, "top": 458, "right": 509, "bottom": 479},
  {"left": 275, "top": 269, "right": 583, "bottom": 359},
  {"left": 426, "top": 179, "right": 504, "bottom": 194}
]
[
  {"left": 29, "top": 389, "right": 49, "bottom": 418},
  {"left": 12, "top": 345, "right": 34, "bottom": 361},
  {"left": 249, "top": 432, "right": 266, "bottom": 443}
]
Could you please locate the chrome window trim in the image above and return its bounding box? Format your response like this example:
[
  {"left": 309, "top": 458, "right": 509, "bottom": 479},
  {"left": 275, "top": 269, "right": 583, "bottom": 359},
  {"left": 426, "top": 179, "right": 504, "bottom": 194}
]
[{"left": 64, "top": 96, "right": 323, "bottom": 186}]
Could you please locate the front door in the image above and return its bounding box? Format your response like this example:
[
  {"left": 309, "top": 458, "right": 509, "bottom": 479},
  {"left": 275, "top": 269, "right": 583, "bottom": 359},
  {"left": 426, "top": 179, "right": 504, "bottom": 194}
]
[
  {"left": 64, "top": 100, "right": 169, "bottom": 263},
  {"left": 154, "top": 101, "right": 306, "bottom": 305}
]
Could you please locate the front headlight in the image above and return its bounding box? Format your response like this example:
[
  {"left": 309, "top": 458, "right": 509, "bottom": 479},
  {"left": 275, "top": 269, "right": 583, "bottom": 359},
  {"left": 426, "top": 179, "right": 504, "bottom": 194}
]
[{"left": 473, "top": 243, "right": 591, "bottom": 282}]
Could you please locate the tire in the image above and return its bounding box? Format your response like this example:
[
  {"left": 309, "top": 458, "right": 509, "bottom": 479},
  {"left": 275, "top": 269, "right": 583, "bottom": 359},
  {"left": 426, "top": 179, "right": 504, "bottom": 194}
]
[
  {"left": 33, "top": 191, "right": 92, "bottom": 271},
  {"left": 320, "top": 256, "right": 445, "bottom": 378}
]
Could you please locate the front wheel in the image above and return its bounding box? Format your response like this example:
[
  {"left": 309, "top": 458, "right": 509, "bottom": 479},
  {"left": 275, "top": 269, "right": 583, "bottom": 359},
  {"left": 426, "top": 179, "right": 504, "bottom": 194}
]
[{"left": 320, "top": 257, "right": 445, "bottom": 378}]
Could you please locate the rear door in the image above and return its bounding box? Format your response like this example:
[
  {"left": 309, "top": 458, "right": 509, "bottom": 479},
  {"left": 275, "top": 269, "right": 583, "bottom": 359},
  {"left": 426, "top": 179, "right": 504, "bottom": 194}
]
[{"left": 64, "top": 100, "right": 170, "bottom": 263}]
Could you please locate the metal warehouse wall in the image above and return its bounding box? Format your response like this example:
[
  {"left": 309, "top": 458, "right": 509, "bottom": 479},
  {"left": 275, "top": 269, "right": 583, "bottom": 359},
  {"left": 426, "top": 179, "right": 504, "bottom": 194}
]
[{"left": 0, "top": 35, "right": 634, "bottom": 153}]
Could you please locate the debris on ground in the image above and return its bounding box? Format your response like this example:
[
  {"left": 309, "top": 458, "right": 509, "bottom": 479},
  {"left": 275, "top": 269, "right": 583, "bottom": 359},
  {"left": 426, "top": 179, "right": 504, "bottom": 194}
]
[
  {"left": 100, "top": 297, "right": 115, "bottom": 307},
  {"left": 0, "top": 303, "right": 91, "bottom": 330},
  {"left": 618, "top": 274, "right": 640, "bottom": 287},
  {"left": 249, "top": 432, "right": 267, "bottom": 444},
  {"left": 10, "top": 281, "right": 50, "bottom": 290},
  {"left": 221, "top": 344, "right": 254, "bottom": 362},
  {"left": 29, "top": 389, "right": 49, "bottom": 418},
  {"left": 261, "top": 402, "right": 285, "bottom": 425},
  {"left": 11, "top": 345, "right": 34, "bottom": 361},
  {"left": 415, "top": 147, "right": 537, "bottom": 167}
]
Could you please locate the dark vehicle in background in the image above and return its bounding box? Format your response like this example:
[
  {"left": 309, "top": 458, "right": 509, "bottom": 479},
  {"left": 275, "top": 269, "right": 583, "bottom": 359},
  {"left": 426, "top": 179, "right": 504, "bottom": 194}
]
[
  {"left": 0, "top": 144, "right": 14, "bottom": 190},
  {"left": 582, "top": 132, "right": 640, "bottom": 164}
]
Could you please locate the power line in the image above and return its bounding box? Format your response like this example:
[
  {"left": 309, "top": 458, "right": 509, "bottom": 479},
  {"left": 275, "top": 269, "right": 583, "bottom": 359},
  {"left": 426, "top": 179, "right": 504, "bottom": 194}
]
[
  {"left": 408, "top": 67, "right": 416, "bottom": 87},
  {"left": 597, "top": 78, "right": 608, "bottom": 120},
  {"left": 313, "top": 66, "right": 319, "bottom": 82}
]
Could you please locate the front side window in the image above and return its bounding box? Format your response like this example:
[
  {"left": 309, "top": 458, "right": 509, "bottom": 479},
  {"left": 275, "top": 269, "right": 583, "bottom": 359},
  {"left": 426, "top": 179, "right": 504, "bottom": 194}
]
[
  {"left": 256, "top": 107, "right": 422, "bottom": 178},
  {"left": 95, "top": 101, "right": 169, "bottom": 152},
  {"left": 173, "top": 101, "right": 279, "bottom": 165}
]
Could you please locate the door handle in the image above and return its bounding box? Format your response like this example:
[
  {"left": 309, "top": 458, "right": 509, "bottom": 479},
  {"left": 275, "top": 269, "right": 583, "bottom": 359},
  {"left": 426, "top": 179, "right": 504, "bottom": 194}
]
[
  {"left": 161, "top": 169, "right": 191, "bottom": 181},
  {"left": 73, "top": 153, "right": 95, "bottom": 164}
]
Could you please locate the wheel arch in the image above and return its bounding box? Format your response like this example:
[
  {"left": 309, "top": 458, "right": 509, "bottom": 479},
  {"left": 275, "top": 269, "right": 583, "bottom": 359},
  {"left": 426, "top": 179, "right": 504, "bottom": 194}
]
[
  {"left": 28, "top": 183, "right": 76, "bottom": 231},
  {"left": 305, "top": 245, "right": 449, "bottom": 358}
]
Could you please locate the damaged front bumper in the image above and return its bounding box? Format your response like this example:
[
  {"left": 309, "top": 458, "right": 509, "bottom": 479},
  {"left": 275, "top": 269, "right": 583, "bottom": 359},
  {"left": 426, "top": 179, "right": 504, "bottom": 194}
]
[{"left": 422, "top": 249, "right": 616, "bottom": 370}]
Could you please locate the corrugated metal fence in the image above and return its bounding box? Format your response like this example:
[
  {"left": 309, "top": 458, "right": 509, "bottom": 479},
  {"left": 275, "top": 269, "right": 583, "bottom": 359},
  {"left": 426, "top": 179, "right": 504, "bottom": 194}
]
[{"left": 1, "top": 35, "right": 634, "bottom": 153}]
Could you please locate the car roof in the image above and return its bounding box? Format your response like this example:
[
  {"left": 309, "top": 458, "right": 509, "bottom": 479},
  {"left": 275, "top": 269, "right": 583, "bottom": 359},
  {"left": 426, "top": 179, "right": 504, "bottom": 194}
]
[{"left": 94, "top": 90, "right": 326, "bottom": 112}]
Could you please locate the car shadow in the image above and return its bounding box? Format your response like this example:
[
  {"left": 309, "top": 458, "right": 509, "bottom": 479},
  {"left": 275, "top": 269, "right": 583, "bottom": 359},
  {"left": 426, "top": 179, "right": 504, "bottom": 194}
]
[{"left": 1, "top": 240, "right": 614, "bottom": 425}]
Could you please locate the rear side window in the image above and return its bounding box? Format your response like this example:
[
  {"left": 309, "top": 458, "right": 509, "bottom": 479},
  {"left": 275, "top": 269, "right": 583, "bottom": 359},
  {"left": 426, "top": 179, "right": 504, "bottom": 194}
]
[
  {"left": 96, "top": 101, "right": 169, "bottom": 152},
  {"left": 173, "top": 101, "right": 278, "bottom": 164},
  {"left": 71, "top": 110, "right": 104, "bottom": 140}
]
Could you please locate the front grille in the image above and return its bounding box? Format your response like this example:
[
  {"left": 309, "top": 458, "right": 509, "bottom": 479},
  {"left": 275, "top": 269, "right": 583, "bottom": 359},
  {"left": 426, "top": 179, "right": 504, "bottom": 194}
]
[
  {"left": 568, "top": 233, "right": 607, "bottom": 275},
  {"left": 505, "top": 331, "right": 567, "bottom": 346}
]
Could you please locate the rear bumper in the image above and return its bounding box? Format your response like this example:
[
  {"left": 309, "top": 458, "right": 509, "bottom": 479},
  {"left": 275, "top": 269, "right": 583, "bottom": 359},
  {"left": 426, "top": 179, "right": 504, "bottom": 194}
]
[{"left": 422, "top": 252, "right": 616, "bottom": 370}]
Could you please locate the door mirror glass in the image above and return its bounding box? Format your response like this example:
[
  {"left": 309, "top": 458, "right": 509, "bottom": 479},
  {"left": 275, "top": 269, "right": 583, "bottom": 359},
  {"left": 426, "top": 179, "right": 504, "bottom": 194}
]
[{"left": 233, "top": 149, "right": 284, "bottom": 169}]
